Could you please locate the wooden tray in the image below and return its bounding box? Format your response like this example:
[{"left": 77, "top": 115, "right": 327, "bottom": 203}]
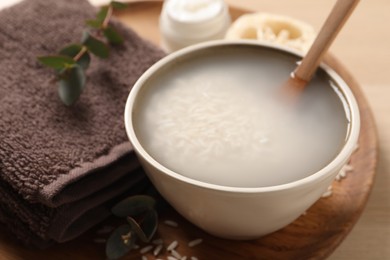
[{"left": 0, "top": 1, "right": 378, "bottom": 260}]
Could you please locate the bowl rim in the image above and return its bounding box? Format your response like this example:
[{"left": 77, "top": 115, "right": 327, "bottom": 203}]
[{"left": 124, "top": 40, "right": 360, "bottom": 193}]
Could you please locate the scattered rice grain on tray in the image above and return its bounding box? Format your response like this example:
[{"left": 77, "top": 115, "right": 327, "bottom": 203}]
[
  {"left": 335, "top": 163, "right": 354, "bottom": 181},
  {"left": 188, "top": 238, "right": 203, "bottom": 247},
  {"left": 171, "top": 249, "right": 182, "bottom": 259},
  {"left": 321, "top": 185, "right": 333, "bottom": 198},
  {"left": 191, "top": 257, "right": 199, "bottom": 260},
  {"left": 140, "top": 245, "right": 154, "bottom": 254},
  {"left": 167, "top": 240, "right": 178, "bottom": 251},
  {"left": 164, "top": 220, "right": 179, "bottom": 227},
  {"left": 167, "top": 256, "right": 178, "bottom": 260},
  {"left": 142, "top": 256, "right": 148, "bottom": 260},
  {"left": 344, "top": 164, "right": 354, "bottom": 171},
  {"left": 325, "top": 142, "right": 358, "bottom": 191},
  {"left": 153, "top": 244, "right": 163, "bottom": 256},
  {"left": 181, "top": 257, "right": 187, "bottom": 260}
]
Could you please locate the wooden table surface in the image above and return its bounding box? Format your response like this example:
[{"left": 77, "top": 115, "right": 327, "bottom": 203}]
[{"left": 223, "top": 0, "right": 390, "bottom": 259}]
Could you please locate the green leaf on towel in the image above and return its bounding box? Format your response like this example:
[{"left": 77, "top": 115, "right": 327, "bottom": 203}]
[
  {"left": 96, "top": 6, "right": 109, "bottom": 23},
  {"left": 37, "top": 1, "right": 125, "bottom": 106},
  {"left": 103, "top": 26, "right": 124, "bottom": 45},
  {"left": 58, "top": 64, "right": 86, "bottom": 106},
  {"left": 85, "top": 19, "right": 103, "bottom": 29},
  {"left": 38, "top": 55, "right": 75, "bottom": 70},
  {"left": 81, "top": 31, "right": 109, "bottom": 58},
  {"left": 59, "top": 44, "right": 91, "bottom": 70},
  {"left": 111, "top": 1, "right": 128, "bottom": 10}
]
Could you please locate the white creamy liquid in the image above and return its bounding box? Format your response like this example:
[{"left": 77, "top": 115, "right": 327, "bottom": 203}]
[{"left": 134, "top": 47, "right": 349, "bottom": 187}]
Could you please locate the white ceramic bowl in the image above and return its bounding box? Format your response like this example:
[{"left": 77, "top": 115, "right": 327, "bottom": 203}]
[{"left": 124, "top": 41, "right": 360, "bottom": 240}]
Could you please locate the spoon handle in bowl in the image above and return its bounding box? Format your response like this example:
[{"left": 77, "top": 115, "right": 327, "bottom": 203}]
[{"left": 294, "top": 0, "right": 360, "bottom": 82}]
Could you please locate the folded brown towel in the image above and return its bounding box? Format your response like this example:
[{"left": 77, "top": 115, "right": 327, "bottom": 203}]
[{"left": 0, "top": 0, "right": 164, "bottom": 246}]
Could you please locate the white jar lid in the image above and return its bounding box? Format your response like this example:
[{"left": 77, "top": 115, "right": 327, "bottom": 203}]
[
  {"left": 166, "top": 0, "right": 224, "bottom": 23},
  {"left": 159, "top": 0, "right": 231, "bottom": 52},
  {"left": 162, "top": 0, "right": 228, "bottom": 38}
]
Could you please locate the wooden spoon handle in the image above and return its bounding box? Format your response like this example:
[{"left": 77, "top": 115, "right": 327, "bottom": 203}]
[{"left": 294, "top": 0, "right": 360, "bottom": 82}]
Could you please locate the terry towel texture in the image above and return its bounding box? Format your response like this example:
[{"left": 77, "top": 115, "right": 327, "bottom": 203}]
[{"left": 0, "top": 0, "right": 164, "bottom": 246}]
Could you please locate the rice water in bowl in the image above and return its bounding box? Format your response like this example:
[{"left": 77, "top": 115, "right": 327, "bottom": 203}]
[{"left": 124, "top": 41, "right": 360, "bottom": 239}]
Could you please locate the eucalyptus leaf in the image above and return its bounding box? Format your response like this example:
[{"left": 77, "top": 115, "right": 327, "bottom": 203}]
[
  {"left": 103, "top": 26, "right": 124, "bottom": 44},
  {"left": 86, "top": 19, "right": 102, "bottom": 29},
  {"left": 111, "top": 1, "right": 127, "bottom": 10},
  {"left": 38, "top": 55, "right": 75, "bottom": 70},
  {"left": 58, "top": 64, "right": 86, "bottom": 106},
  {"left": 112, "top": 195, "right": 156, "bottom": 218},
  {"left": 81, "top": 31, "right": 109, "bottom": 58},
  {"left": 96, "top": 6, "right": 109, "bottom": 23},
  {"left": 106, "top": 225, "right": 134, "bottom": 260},
  {"left": 126, "top": 210, "right": 158, "bottom": 243},
  {"left": 59, "top": 44, "right": 91, "bottom": 70}
]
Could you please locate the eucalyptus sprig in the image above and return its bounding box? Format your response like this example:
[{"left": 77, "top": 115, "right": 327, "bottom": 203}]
[
  {"left": 37, "top": 1, "right": 127, "bottom": 106},
  {"left": 106, "top": 195, "right": 158, "bottom": 260}
]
